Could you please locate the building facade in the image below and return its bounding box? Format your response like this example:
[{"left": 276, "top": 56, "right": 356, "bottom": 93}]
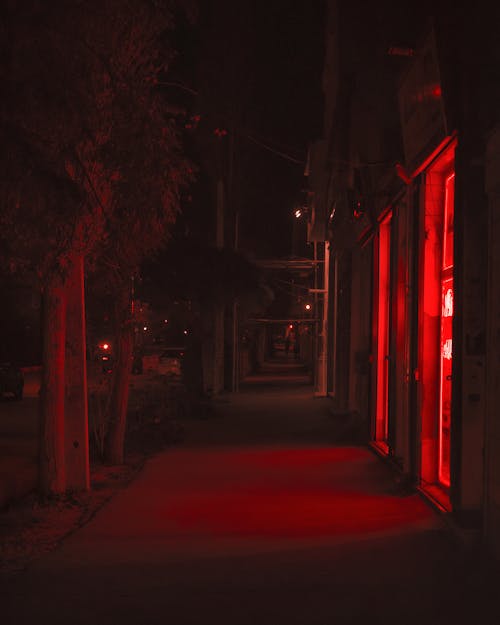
[{"left": 308, "top": 0, "right": 500, "bottom": 556}]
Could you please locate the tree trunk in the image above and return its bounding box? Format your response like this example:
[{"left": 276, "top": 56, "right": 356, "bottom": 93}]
[
  {"left": 214, "top": 302, "right": 225, "bottom": 393},
  {"left": 104, "top": 292, "right": 134, "bottom": 465},
  {"left": 39, "top": 273, "right": 67, "bottom": 495},
  {"left": 64, "top": 253, "right": 90, "bottom": 490}
]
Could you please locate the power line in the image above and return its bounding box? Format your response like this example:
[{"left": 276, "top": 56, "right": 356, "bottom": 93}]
[{"left": 243, "top": 133, "right": 306, "bottom": 165}]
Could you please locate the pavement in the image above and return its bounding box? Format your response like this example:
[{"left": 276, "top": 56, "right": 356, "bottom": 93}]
[
  {"left": 0, "top": 370, "right": 40, "bottom": 509},
  {"left": 0, "top": 366, "right": 176, "bottom": 509},
  {"left": 2, "top": 356, "right": 500, "bottom": 624}
]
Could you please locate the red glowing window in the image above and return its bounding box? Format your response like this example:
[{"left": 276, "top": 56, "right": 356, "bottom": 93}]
[
  {"left": 374, "top": 212, "right": 392, "bottom": 446},
  {"left": 419, "top": 138, "right": 456, "bottom": 502},
  {"left": 438, "top": 171, "right": 455, "bottom": 488},
  {"left": 443, "top": 173, "right": 455, "bottom": 270}
]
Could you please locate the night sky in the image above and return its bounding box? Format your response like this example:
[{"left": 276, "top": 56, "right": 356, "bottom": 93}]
[
  {"left": 0, "top": 2, "right": 326, "bottom": 363},
  {"left": 184, "top": 1, "right": 326, "bottom": 260}
]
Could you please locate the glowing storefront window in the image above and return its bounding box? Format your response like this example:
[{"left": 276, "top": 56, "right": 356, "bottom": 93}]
[
  {"left": 442, "top": 338, "right": 452, "bottom": 360},
  {"left": 375, "top": 213, "right": 392, "bottom": 446},
  {"left": 438, "top": 172, "right": 455, "bottom": 488},
  {"left": 443, "top": 173, "right": 455, "bottom": 270},
  {"left": 442, "top": 288, "right": 453, "bottom": 318}
]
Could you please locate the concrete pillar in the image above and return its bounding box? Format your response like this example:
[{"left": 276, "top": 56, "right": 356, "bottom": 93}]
[
  {"left": 315, "top": 242, "right": 329, "bottom": 396},
  {"left": 452, "top": 141, "right": 487, "bottom": 519},
  {"left": 484, "top": 125, "right": 500, "bottom": 554}
]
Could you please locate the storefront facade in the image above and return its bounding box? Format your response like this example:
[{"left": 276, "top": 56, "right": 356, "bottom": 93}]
[
  {"left": 368, "top": 25, "right": 488, "bottom": 525},
  {"left": 310, "top": 0, "right": 499, "bottom": 557}
]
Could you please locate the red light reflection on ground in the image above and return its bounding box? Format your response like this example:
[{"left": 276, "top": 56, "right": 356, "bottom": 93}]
[{"left": 137, "top": 447, "right": 436, "bottom": 542}]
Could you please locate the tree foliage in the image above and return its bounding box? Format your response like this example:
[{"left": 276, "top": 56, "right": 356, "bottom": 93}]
[
  {"left": 1, "top": 0, "right": 194, "bottom": 284},
  {"left": 0, "top": 0, "right": 196, "bottom": 479},
  {"left": 144, "top": 237, "right": 261, "bottom": 304}
]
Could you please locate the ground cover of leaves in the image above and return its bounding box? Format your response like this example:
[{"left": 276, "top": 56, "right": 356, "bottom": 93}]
[
  {"left": 0, "top": 454, "right": 146, "bottom": 578},
  {"left": 0, "top": 374, "right": 187, "bottom": 578}
]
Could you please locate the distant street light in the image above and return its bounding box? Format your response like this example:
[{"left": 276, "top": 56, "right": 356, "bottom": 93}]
[{"left": 294, "top": 206, "right": 309, "bottom": 219}]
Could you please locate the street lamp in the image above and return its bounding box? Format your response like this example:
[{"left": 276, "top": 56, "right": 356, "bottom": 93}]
[{"left": 294, "top": 206, "right": 309, "bottom": 219}]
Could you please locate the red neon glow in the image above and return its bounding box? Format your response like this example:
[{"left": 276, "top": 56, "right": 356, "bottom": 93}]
[
  {"left": 93, "top": 447, "right": 435, "bottom": 545},
  {"left": 414, "top": 84, "right": 442, "bottom": 103},
  {"left": 101, "top": 343, "right": 109, "bottom": 350},
  {"left": 442, "top": 338, "right": 452, "bottom": 360},
  {"left": 375, "top": 213, "right": 391, "bottom": 444},
  {"left": 418, "top": 142, "right": 456, "bottom": 501},
  {"left": 395, "top": 162, "right": 412, "bottom": 185},
  {"left": 438, "top": 172, "right": 455, "bottom": 487},
  {"left": 442, "top": 288, "right": 453, "bottom": 318},
  {"left": 353, "top": 201, "right": 364, "bottom": 219},
  {"left": 430, "top": 84, "right": 442, "bottom": 98},
  {"left": 443, "top": 172, "right": 455, "bottom": 270}
]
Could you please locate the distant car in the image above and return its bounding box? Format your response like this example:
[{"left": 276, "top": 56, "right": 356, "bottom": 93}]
[
  {"left": 95, "top": 341, "right": 113, "bottom": 373},
  {"left": 158, "top": 348, "right": 185, "bottom": 377},
  {"left": 100, "top": 353, "right": 114, "bottom": 373},
  {"left": 0, "top": 362, "right": 24, "bottom": 400}
]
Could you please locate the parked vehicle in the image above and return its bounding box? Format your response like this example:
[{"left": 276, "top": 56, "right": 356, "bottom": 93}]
[
  {"left": 158, "top": 347, "right": 184, "bottom": 377},
  {"left": 100, "top": 353, "right": 114, "bottom": 373},
  {"left": 0, "top": 362, "right": 24, "bottom": 400}
]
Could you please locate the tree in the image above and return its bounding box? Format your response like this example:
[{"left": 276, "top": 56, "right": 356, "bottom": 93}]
[
  {"left": 141, "top": 235, "right": 272, "bottom": 396},
  {"left": 83, "top": 1, "right": 195, "bottom": 464},
  {"left": 0, "top": 0, "right": 194, "bottom": 490},
  {"left": 95, "top": 101, "right": 194, "bottom": 464}
]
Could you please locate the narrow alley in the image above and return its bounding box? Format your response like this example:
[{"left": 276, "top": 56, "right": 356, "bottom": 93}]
[{"left": 2, "top": 357, "right": 498, "bottom": 624}]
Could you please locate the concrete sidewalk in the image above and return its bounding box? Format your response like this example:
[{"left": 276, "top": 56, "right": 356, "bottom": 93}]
[{"left": 2, "top": 358, "right": 499, "bottom": 624}]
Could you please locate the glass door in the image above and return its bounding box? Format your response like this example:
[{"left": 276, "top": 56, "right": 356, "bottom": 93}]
[
  {"left": 438, "top": 172, "right": 455, "bottom": 487},
  {"left": 375, "top": 213, "right": 392, "bottom": 445}
]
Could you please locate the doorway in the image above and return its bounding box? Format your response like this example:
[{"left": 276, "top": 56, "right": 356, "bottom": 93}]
[
  {"left": 418, "top": 140, "right": 456, "bottom": 503},
  {"left": 438, "top": 171, "right": 455, "bottom": 487},
  {"left": 373, "top": 211, "right": 392, "bottom": 451}
]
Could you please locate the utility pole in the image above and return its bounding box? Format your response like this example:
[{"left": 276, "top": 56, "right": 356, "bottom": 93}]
[
  {"left": 314, "top": 242, "right": 330, "bottom": 396},
  {"left": 229, "top": 122, "right": 240, "bottom": 392},
  {"left": 232, "top": 209, "right": 239, "bottom": 392},
  {"left": 213, "top": 178, "right": 225, "bottom": 395}
]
